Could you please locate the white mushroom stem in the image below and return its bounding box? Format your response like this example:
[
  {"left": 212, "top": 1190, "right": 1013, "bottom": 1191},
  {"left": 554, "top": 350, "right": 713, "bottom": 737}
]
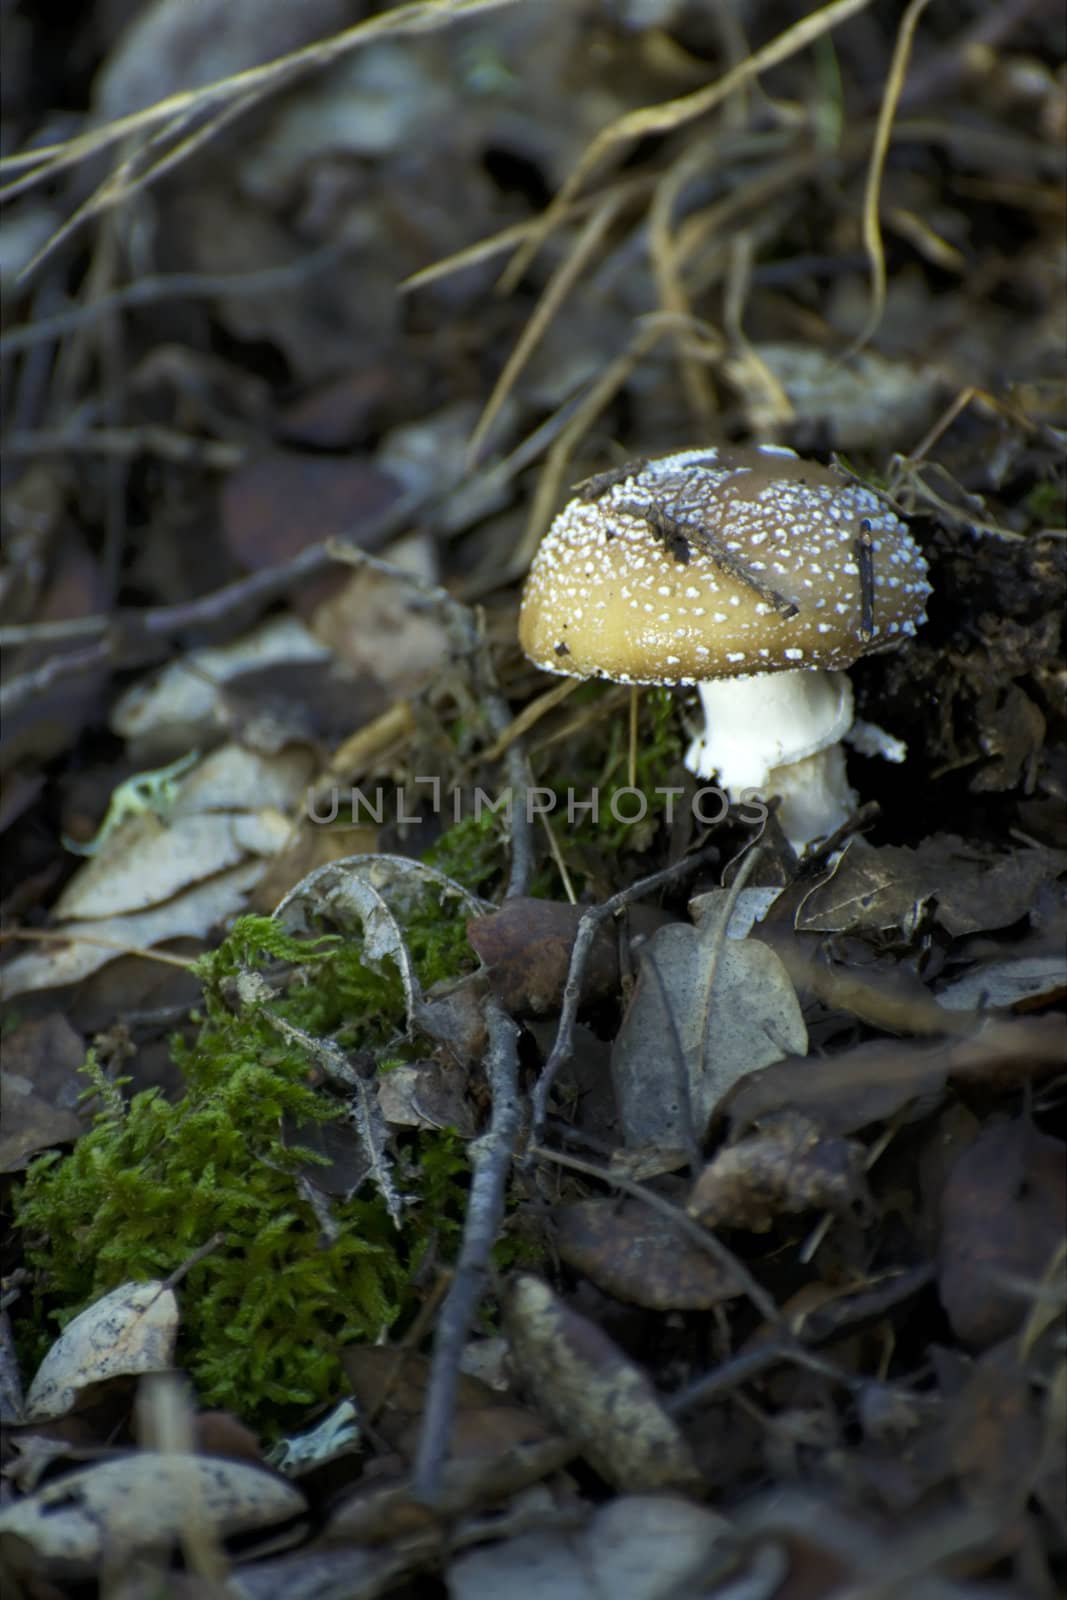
[{"left": 685, "top": 669, "right": 857, "bottom": 852}]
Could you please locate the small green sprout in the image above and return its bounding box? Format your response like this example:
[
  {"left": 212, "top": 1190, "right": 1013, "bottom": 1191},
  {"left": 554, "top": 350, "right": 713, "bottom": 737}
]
[{"left": 63, "top": 749, "right": 201, "bottom": 856}]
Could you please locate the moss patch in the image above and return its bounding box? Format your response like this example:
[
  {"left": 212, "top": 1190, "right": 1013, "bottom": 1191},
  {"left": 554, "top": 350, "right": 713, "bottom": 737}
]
[{"left": 14, "top": 914, "right": 478, "bottom": 1430}]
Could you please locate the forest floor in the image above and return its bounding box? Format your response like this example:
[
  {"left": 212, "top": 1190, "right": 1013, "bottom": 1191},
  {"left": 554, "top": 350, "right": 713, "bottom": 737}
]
[{"left": 1, "top": 2, "right": 1065, "bottom": 1596}]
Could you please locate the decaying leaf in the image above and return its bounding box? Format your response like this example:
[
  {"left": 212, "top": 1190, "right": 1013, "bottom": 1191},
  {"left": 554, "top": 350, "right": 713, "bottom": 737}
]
[
  {"left": 110, "top": 616, "right": 335, "bottom": 754},
  {"left": 613, "top": 901, "right": 807, "bottom": 1148},
  {"left": 24, "top": 1281, "right": 179, "bottom": 1422},
  {"left": 0, "top": 1073, "right": 84, "bottom": 1175},
  {"left": 0, "top": 1451, "right": 305, "bottom": 1580},
  {"left": 447, "top": 1493, "right": 732, "bottom": 1600},
  {"left": 377, "top": 1059, "right": 476, "bottom": 1136},
  {"left": 688, "top": 1111, "right": 872, "bottom": 1233},
  {"left": 720, "top": 1017, "right": 1066, "bottom": 1140},
  {"left": 797, "top": 835, "right": 1067, "bottom": 938},
  {"left": 503, "top": 1274, "right": 702, "bottom": 1494},
  {"left": 937, "top": 953, "right": 1067, "bottom": 1012},
  {"left": 324, "top": 1435, "right": 577, "bottom": 1547},
  {"left": 554, "top": 1197, "right": 742, "bottom": 1311},
  {"left": 1, "top": 740, "right": 316, "bottom": 1001},
  {"left": 467, "top": 896, "right": 621, "bottom": 1015},
  {"left": 341, "top": 1343, "right": 463, "bottom": 1434},
  {"left": 938, "top": 1118, "right": 1067, "bottom": 1349}
]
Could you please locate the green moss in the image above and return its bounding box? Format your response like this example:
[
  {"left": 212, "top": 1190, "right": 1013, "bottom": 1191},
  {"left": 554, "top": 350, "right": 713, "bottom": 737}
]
[
  {"left": 529, "top": 685, "right": 685, "bottom": 895},
  {"left": 423, "top": 807, "right": 507, "bottom": 898},
  {"left": 1023, "top": 476, "right": 1067, "bottom": 527},
  {"left": 14, "top": 911, "right": 482, "bottom": 1430}
]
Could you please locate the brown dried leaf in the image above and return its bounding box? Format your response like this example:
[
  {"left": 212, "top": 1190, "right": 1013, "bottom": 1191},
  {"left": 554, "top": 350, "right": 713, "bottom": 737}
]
[
  {"left": 938, "top": 1119, "right": 1067, "bottom": 1349},
  {"left": 323, "top": 1435, "right": 576, "bottom": 1546},
  {"left": 797, "top": 835, "right": 1067, "bottom": 938},
  {"left": 1, "top": 1015, "right": 85, "bottom": 1102},
  {"left": 553, "top": 1197, "right": 742, "bottom": 1310},
  {"left": 503, "top": 1274, "right": 702, "bottom": 1494},
  {"left": 376, "top": 1058, "right": 477, "bottom": 1135},
  {"left": 340, "top": 1348, "right": 504, "bottom": 1456},
  {"left": 688, "top": 1111, "right": 871, "bottom": 1233},
  {"left": 719, "top": 1018, "right": 1066, "bottom": 1140},
  {"left": 466, "top": 897, "right": 620, "bottom": 1016},
  {"left": 221, "top": 450, "right": 403, "bottom": 571}
]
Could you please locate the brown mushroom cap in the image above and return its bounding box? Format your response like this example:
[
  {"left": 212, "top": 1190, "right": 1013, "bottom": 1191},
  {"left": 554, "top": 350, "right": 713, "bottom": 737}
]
[{"left": 519, "top": 446, "right": 931, "bottom": 684}]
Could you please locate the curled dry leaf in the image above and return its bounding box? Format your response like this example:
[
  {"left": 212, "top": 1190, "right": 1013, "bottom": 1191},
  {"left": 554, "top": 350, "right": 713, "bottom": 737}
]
[
  {"left": 688, "top": 1111, "right": 872, "bottom": 1234},
  {"left": 56, "top": 810, "right": 291, "bottom": 923},
  {"left": 2, "top": 743, "right": 313, "bottom": 1001},
  {"left": 25, "top": 1281, "right": 178, "bottom": 1422},
  {"left": 554, "top": 1197, "right": 743, "bottom": 1311},
  {"left": 613, "top": 908, "right": 807, "bottom": 1148},
  {"left": 503, "top": 1274, "right": 702, "bottom": 1495},
  {"left": 0, "top": 1451, "right": 305, "bottom": 1580},
  {"left": 274, "top": 852, "right": 486, "bottom": 1032},
  {"left": 938, "top": 1118, "right": 1067, "bottom": 1349},
  {"left": 267, "top": 1400, "right": 361, "bottom": 1479}
]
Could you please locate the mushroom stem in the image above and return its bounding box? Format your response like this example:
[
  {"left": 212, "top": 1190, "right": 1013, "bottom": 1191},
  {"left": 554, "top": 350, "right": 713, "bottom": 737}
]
[{"left": 686, "top": 669, "right": 857, "bottom": 850}]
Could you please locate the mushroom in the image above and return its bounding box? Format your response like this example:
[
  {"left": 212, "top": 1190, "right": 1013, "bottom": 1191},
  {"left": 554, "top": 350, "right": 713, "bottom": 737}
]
[{"left": 518, "top": 445, "right": 931, "bottom": 852}]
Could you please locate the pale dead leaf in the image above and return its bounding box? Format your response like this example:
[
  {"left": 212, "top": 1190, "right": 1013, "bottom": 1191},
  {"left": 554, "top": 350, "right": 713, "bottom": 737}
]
[
  {"left": 0, "top": 858, "right": 264, "bottom": 999},
  {"left": 111, "top": 615, "right": 332, "bottom": 746},
  {"left": 613, "top": 906, "right": 807, "bottom": 1148},
  {"left": 447, "top": 1492, "right": 731, "bottom": 1600},
  {"left": 0, "top": 1451, "right": 305, "bottom": 1579},
  {"left": 25, "top": 1282, "right": 179, "bottom": 1422}
]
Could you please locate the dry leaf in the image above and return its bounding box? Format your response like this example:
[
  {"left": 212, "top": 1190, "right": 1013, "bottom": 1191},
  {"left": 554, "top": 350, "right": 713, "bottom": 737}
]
[
  {"left": 0, "top": 1451, "right": 305, "bottom": 1579},
  {"left": 613, "top": 905, "right": 807, "bottom": 1148},
  {"left": 938, "top": 1119, "right": 1067, "bottom": 1349},
  {"left": 25, "top": 1282, "right": 179, "bottom": 1422},
  {"left": 554, "top": 1197, "right": 742, "bottom": 1311},
  {"left": 688, "top": 1111, "right": 872, "bottom": 1233},
  {"left": 447, "top": 1493, "right": 731, "bottom": 1600},
  {"left": 504, "top": 1274, "right": 702, "bottom": 1494}
]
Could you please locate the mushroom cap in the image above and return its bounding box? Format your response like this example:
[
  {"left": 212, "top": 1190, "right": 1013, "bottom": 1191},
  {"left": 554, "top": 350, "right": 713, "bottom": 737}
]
[{"left": 518, "top": 446, "right": 931, "bottom": 684}]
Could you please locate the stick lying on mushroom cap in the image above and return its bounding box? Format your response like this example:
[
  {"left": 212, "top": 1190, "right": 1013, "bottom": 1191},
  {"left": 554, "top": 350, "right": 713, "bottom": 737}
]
[{"left": 518, "top": 445, "right": 931, "bottom": 852}]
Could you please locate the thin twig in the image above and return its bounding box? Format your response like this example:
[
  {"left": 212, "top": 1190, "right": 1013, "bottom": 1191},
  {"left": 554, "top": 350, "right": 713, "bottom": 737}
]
[
  {"left": 667, "top": 1264, "right": 935, "bottom": 1415},
  {"left": 2, "top": 424, "right": 243, "bottom": 468},
  {"left": 529, "top": 844, "right": 720, "bottom": 1139},
  {"left": 0, "top": 244, "right": 348, "bottom": 357},
  {"left": 413, "top": 998, "right": 522, "bottom": 1504}
]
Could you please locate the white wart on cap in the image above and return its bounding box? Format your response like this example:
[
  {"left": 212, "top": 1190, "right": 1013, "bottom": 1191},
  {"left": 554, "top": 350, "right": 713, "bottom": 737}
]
[{"left": 518, "top": 445, "right": 931, "bottom": 850}]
